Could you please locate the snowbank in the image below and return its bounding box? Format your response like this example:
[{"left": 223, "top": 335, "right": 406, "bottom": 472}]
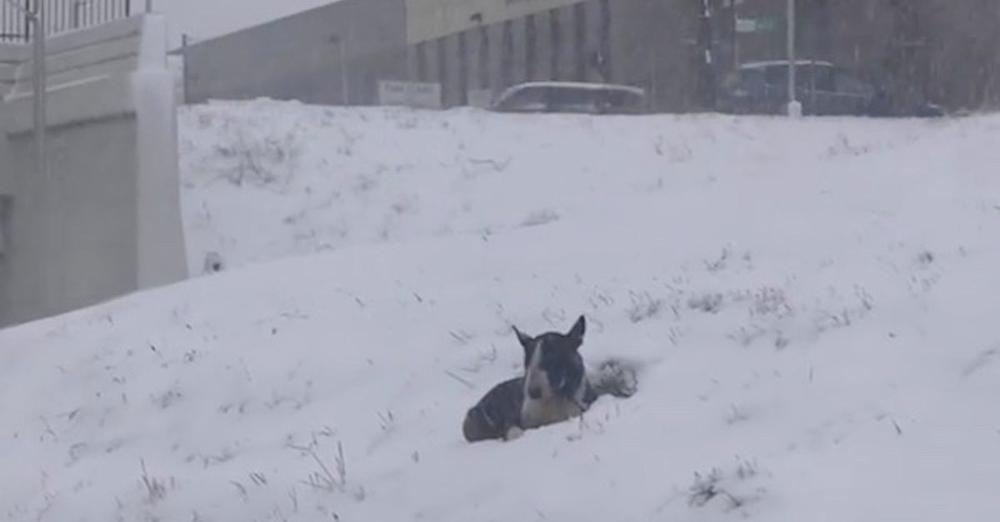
[{"left": 2, "top": 102, "right": 1000, "bottom": 521}]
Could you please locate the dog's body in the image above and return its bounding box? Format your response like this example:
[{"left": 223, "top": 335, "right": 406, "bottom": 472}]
[
  {"left": 462, "top": 377, "right": 529, "bottom": 442},
  {"left": 462, "top": 375, "right": 594, "bottom": 442},
  {"left": 463, "top": 316, "right": 635, "bottom": 443}
]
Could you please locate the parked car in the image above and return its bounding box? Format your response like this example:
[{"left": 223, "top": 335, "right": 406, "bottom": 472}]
[
  {"left": 718, "top": 60, "right": 943, "bottom": 117},
  {"left": 718, "top": 60, "right": 872, "bottom": 116},
  {"left": 491, "top": 81, "right": 647, "bottom": 115}
]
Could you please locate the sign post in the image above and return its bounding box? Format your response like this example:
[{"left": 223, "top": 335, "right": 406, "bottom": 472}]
[{"left": 786, "top": 0, "right": 801, "bottom": 117}]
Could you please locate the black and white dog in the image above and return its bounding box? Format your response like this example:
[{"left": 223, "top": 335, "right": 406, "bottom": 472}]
[{"left": 463, "top": 315, "right": 636, "bottom": 442}]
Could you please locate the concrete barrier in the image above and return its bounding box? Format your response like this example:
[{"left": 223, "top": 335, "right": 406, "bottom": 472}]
[
  {"left": 0, "top": 14, "right": 187, "bottom": 327},
  {"left": 0, "top": 44, "right": 25, "bottom": 99}
]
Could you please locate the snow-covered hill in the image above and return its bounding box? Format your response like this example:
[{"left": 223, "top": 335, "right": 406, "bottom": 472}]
[{"left": 2, "top": 102, "right": 1000, "bottom": 521}]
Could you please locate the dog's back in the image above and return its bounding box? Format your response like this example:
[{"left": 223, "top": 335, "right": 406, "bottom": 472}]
[{"left": 462, "top": 377, "right": 525, "bottom": 442}]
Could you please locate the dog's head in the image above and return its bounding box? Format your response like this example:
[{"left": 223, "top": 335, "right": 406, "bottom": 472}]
[{"left": 514, "top": 315, "right": 586, "bottom": 401}]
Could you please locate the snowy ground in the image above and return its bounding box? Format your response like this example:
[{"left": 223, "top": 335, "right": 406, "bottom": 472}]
[{"left": 3, "top": 101, "right": 1000, "bottom": 521}]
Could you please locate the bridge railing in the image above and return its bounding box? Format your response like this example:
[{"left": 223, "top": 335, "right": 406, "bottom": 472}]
[{"left": 1, "top": 0, "right": 136, "bottom": 42}]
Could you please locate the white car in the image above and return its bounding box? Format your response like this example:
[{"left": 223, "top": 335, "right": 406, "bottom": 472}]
[{"left": 491, "top": 81, "right": 647, "bottom": 115}]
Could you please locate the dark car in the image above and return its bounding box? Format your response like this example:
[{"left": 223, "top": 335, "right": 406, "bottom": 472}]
[
  {"left": 491, "top": 81, "right": 648, "bottom": 115},
  {"left": 718, "top": 60, "right": 875, "bottom": 116},
  {"left": 718, "top": 60, "right": 943, "bottom": 117}
]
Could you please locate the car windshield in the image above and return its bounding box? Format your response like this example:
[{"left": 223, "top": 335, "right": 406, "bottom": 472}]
[
  {"left": 809, "top": 65, "right": 836, "bottom": 91},
  {"left": 504, "top": 87, "right": 548, "bottom": 110},
  {"left": 547, "top": 87, "right": 599, "bottom": 110},
  {"left": 499, "top": 85, "right": 644, "bottom": 112}
]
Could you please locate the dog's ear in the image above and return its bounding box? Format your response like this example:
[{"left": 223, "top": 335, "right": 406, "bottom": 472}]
[
  {"left": 513, "top": 325, "right": 533, "bottom": 350},
  {"left": 567, "top": 315, "right": 586, "bottom": 342}
]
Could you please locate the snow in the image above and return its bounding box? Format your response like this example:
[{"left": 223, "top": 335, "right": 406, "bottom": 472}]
[{"left": 3, "top": 101, "right": 1000, "bottom": 521}]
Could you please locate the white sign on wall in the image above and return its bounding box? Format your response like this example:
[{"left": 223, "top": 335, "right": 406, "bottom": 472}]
[
  {"left": 735, "top": 18, "right": 758, "bottom": 34},
  {"left": 378, "top": 80, "right": 443, "bottom": 109}
]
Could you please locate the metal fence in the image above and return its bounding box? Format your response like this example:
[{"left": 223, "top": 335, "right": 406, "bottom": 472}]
[{"left": 1, "top": 0, "right": 135, "bottom": 42}]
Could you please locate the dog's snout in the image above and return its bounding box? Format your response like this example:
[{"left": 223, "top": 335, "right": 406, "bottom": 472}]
[{"left": 527, "top": 386, "right": 543, "bottom": 400}]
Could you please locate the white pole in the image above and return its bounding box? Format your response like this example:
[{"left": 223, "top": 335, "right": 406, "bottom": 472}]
[
  {"left": 32, "top": 2, "right": 45, "bottom": 180},
  {"left": 786, "top": 0, "right": 801, "bottom": 117}
]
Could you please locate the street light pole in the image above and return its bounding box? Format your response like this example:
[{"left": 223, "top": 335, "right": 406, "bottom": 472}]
[{"left": 786, "top": 0, "right": 801, "bottom": 116}]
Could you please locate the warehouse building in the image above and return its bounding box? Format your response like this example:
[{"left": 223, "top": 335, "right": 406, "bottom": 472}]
[
  {"left": 182, "top": 0, "right": 999, "bottom": 113},
  {"left": 183, "top": 0, "right": 706, "bottom": 112},
  {"left": 183, "top": 0, "right": 407, "bottom": 107},
  {"left": 403, "top": 0, "right": 703, "bottom": 110}
]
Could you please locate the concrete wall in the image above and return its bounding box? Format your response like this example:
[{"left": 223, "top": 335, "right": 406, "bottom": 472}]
[
  {"left": 184, "top": 0, "right": 409, "bottom": 106},
  {"left": 0, "top": 14, "right": 187, "bottom": 327},
  {"left": 0, "top": 44, "right": 21, "bottom": 98}
]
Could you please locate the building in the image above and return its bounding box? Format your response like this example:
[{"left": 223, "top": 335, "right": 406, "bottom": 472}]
[
  {"left": 404, "top": 0, "right": 704, "bottom": 110},
  {"left": 182, "top": 0, "right": 999, "bottom": 113},
  {"left": 183, "top": 0, "right": 407, "bottom": 107},
  {"left": 727, "top": 0, "right": 1000, "bottom": 112},
  {"left": 182, "top": 0, "right": 708, "bottom": 112}
]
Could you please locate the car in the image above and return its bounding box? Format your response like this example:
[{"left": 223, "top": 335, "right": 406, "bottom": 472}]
[
  {"left": 718, "top": 60, "right": 875, "bottom": 116},
  {"left": 718, "top": 60, "right": 943, "bottom": 117},
  {"left": 490, "top": 81, "right": 648, "bottom": 115}
]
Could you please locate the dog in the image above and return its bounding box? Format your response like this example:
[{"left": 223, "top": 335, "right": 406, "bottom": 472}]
[{"left": 462, "top": 315, "right": 637, "bottom": 442}]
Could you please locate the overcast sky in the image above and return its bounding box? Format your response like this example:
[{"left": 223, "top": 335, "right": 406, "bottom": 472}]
[{"left": 155, "top": 0, "right": 338, "bottom": 48}]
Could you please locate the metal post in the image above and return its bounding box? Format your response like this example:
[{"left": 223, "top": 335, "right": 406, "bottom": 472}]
[
  {"left": 730, "top": 0, "right": 738, "bottom": 70},
  {"left": 332, "top": 35, "right": 349, "bottom": 105},
  {"left": 786, "top": 0, "right": 801, "bottom": 116},
  {"left": 343, "top": 28, "right": 352, "bottom": 105},
  {"left": 32, "top": 1, "right": 45, "bottom": 180},
  {"left": 699, "top": 0, "right": 716, "bottom": 111},
  {"left": 181, "top": 33, "right": 190, "bottom": 104},
  {"left": 145, "top": 0, "right": 151, "bottom": 13},
  {"left": 340, "top": 41, "right": 349, "bottom": 105}
]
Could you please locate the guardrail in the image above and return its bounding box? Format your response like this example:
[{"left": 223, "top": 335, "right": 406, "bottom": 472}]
[{"left": 1, "top": 0, "right": 135, "bottom": 42}]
